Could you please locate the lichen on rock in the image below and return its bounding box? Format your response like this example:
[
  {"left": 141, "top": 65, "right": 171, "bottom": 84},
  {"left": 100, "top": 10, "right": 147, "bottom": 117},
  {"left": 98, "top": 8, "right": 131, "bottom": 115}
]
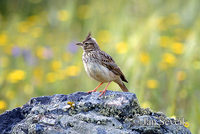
[{"left": 0, "top": 91, "right": 191, "bottom": 134}]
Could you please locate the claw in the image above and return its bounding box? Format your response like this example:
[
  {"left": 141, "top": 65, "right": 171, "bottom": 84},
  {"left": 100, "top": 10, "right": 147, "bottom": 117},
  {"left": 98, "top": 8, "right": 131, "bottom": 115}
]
[
  {"left": 88, "top": 82, "right": 103, "bottom": 93},
  {"left": 99, "top": 89, "right": 107, "bottom": 96},
  {"left": 88, "top": 89, "right": 97, "bottom": 93},
  {"left": 99, "top": 81, "right": 111, "bottom": 97}
]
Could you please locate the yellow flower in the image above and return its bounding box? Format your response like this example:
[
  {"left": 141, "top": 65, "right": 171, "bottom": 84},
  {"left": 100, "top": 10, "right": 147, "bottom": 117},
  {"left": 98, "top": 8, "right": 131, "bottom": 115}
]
[
  {"left": 77, "top": 5, "right": 90, "bottom": 19},
  {"left": 184, "top": 122, "right": 189, "bottom": 128},
  {"left": 97, "top": 30, "right": 111, "bottom": 44},
  {"left": 176, "top": 71, "right": 186, "bottom": 81},
  {"left": 0, "top": 33, "right": 8, "bottom": 46},
  {"left": 171, "top": 42, "right": 184, "bottom": 54},
  {"left": 7, "top": 70, "right": 26, "bottom": 83},
  {"left": 139, "top": 52, "right": 150, "bottom": 65},
  {"left": 51, "top": 61, "right": 62, "bottom": 71},
  {"left": 67, "top": 101, "right": 75, "bottom": 108},
  {"left": 36, "top": 47, "right": 46, "bottom": 59},
  {"left": 65, "top": 65, "right": 81, "bottom": 77},
  {"left": 0, "top": 100, "right": 7, "bottom": 110},
  {"left": 141, "top": 101, "right": 151, "bottom": 108},
  {"left": 162, "top": 53, "right": 176, "bottom": 66},
  {"left": 159, "top": 36, "right": 172, "bottom": 48},
  {"left": 116, "top": 42, "right": 128, "bottom": 54},
  {"left": 46, "top": 72, "right": 57, "bottom": 83},
  {"left": 57, "top": 10, "right": 69, "bottom": 21},
  {"left": 147, "top": 79, "right": 158, "bottom": 89}
]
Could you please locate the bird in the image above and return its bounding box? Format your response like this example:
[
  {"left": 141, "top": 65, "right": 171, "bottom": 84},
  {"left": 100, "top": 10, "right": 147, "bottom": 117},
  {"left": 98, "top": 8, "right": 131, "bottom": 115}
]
[{"left": 76, "top": 33, "right": 129, "bottom": 96}]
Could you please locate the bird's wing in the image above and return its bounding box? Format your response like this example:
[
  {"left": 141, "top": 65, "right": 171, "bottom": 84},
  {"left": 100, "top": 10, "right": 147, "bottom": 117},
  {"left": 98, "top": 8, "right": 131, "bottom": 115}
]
[{"left": 98, "top": 51, "right": 128, "bottom": 83}]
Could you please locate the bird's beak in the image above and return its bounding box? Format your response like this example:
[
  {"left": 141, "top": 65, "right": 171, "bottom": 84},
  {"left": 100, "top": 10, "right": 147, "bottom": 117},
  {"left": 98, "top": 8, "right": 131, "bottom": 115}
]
[{"left": 76, "top": 42, "right": 83, "bottom": 46}]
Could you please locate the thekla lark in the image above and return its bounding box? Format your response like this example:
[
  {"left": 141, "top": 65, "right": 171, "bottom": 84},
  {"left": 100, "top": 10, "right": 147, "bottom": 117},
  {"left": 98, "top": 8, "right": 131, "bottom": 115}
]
[{"left": 76, "top": 33, "right": 129, "bottom": 96}]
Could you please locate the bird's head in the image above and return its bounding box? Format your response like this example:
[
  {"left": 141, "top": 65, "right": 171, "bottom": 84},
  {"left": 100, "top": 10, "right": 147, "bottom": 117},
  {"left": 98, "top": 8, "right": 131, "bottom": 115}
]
[{"left": 76, "top": 33, "right": 100, "bottom": 52}]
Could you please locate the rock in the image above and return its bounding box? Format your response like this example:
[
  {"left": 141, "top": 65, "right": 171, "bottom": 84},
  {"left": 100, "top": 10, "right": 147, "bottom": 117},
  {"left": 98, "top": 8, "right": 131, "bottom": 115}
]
[{"left": 0, "top": 91, "right": 191, "bottom": 134}]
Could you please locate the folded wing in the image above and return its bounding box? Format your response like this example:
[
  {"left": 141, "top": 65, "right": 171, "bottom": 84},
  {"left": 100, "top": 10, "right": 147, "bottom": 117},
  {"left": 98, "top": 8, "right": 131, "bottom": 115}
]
[{"left": 98, "top": 51, "right": 128, "bottom": 83}]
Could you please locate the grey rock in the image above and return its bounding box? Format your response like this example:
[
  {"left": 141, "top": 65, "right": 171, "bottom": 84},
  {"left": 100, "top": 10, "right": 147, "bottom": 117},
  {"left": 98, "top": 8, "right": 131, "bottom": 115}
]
[{"left": 0, "top": 91, "right": 191, "bottom": 134}]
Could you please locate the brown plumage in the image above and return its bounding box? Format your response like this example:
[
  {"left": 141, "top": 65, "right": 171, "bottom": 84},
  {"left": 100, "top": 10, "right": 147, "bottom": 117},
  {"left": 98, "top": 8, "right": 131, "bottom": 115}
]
[
  {"left": 76, "top": 33, "right": 129, "bottom": 96},
  {"left": 99, "top": 51, "right": 128, "bottom": 83}
]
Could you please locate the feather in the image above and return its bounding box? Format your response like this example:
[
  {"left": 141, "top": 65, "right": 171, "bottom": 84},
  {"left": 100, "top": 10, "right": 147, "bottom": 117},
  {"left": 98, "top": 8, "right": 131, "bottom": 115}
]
[
  {"left": 98, "top": 51, "right": 128, "bottom": 83},
  {"left": 83, "top": 32, "right": 92, "bottom": 43}
]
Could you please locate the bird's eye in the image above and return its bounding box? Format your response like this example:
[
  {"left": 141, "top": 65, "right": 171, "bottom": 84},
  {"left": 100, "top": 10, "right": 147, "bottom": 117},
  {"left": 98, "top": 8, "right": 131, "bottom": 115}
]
[{"left": 85, "top": 43, "right": 89, "bottom": 45}]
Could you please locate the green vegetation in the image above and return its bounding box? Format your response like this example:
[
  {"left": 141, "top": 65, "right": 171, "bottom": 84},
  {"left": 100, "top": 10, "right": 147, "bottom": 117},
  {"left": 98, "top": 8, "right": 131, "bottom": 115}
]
[{"left": 0, "top": 0, "right": 199, "bottom": 133}]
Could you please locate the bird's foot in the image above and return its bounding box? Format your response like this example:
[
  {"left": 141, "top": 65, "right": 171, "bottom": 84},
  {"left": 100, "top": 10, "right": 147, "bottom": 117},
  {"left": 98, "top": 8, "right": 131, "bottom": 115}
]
[
  {"left": 88, "top": 89, "right": 97, "bottom": 93},
  {"left": 99, "top": 89, "right": 107, "bottom": 96},
  {"left": 88, "top": 82, "right": 103, "bottom": 93}
]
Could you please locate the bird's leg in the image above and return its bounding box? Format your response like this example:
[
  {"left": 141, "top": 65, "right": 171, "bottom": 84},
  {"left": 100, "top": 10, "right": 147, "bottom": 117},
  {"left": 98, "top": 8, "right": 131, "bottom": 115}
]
[
  {"left": 88, "top": 82, "right": 103, "bottom": 93},
  {"left": 99, "top": 81, "right": 111, "bottom": 96}
]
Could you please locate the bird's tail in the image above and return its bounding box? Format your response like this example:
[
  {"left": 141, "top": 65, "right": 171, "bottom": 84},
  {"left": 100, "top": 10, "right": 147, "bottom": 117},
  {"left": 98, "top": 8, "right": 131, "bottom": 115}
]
[{"left": 118, "top": 82, "right": 129, "bottom": 92}]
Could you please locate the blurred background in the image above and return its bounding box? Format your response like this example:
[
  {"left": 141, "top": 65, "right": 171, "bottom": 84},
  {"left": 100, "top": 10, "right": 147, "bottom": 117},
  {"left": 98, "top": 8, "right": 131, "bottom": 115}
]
[{"left": 0, "top": 0, "right": 199, "bottom": 133}]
